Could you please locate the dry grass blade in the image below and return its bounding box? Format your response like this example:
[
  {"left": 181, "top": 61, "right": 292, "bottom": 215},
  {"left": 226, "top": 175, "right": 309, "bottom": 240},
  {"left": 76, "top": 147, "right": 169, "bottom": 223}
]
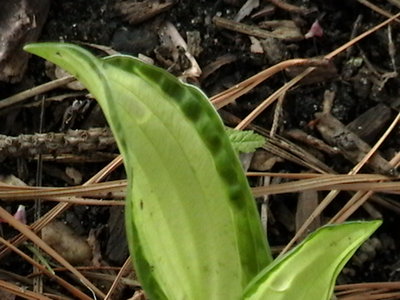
[
  {"left": 210, "top": 58, "right": 327, "bottom": 109},
  {"left": 280, "top": 11, "right": 400, "bottom": 256},
  {"left": 339, "top": 292, "right": 400, "bottom": 299},
  {"left": 0, "top": 155, "right": 124, "bottom": 261},
  {"left": 324, "top": 11, "right": 400, "bottom": 60},
  {"left": 0, "top": 156, "right": 125, "bottom": 298},
  {"left": 104, "top": 257, "right": 133, "bottom": 300},
  {"left": 351, "top": 112, "right": 400, "bottom": 174},
  {"left": 0, "top": 279, "right": 52, "bottom": 300},
  {"left": 281, "top": 132, "right": 395, "bottom": 254},
  {"left": 336, "top": 281, "right": 400, "bottom": 299},
  {"left": 328, "top": 181, "right": 400, "bottom": 193},
  {"left": 0, "top": 207, "right": 106, "bottom": 299},
  {"left": 266, "top": 0, "right": 312, "bottom": 14},
  {"left": 246, "top": 172, "right": 326, "bottom": 178},
  {"left": 6, "top": 197, "right": 125, "bottom": 205},
  {"left": 0, "top": 76, "right": 75, "bottom": 110},
  {"left": 251, "top": 174, "right": 393, "bottom": 196},
  {"left": 329, "top": 112, "right": 400, "bottom": 223},
  {"left": 0, "top": 180, "right": 126, "bottom": 200},
  {"left": 235, "top": 67, "right": 315, "bottom": 130},
  {"left": 81, "top": 271, "right": 138, "bottom": 287},
  {"left": 0, "top": 156, "right": 126, "bottom": 300},
  {"left": 221, "top": 111, "right": 334, "bottom": 173},
  {"left": 0, "top": 237, "right": 92, "bottom": 300},
  {"left": 358, "top": 0, "right": 400, "bottom": 22},
  {"left": 261, "top": 136, "right": 333, "bottom": 174},
  {"left": 223, "top": 11, "right": 400, "bottom": 131}
]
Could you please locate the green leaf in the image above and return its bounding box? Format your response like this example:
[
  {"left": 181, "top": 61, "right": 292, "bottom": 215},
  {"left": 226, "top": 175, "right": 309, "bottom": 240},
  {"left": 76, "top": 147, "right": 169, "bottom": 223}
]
[
  {"left": 226, "top": 128, "right": 266, "bottom": 153},
  {"left": 243, "top": 220, "right": 381, "bottom": 300},
  {"left": 24, "top": 43, "right": 272, "bottom": 300}
]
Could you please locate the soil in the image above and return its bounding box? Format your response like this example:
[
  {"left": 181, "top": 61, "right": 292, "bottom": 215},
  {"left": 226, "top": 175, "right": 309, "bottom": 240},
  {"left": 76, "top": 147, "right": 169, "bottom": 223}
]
[{"left": 1, "top": 0, "right": 400, "bottom": 299}]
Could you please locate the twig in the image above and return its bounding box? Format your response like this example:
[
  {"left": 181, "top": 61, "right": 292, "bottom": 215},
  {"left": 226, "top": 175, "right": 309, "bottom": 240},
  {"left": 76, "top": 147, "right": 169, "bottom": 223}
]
[
  {"left": 266, "top": 0, "right": 313, "bottom": 15},
  {"left": 269, "top": 90, "right": 284, "bottom": 137},
  {"left": 0, "top": 279, "right": 51, "bottom": 300},
  {"left": 0, "top": 128, "right": 115, "bottom": 158},
  {"left": 0, "top": 76, "right": 74, "bottom": 110},
  {"left": 213, "top": 16, "right": 303, "bottom": 41},
  {"left": 357, "top": 0, "right": 400, "bottom": 23}
]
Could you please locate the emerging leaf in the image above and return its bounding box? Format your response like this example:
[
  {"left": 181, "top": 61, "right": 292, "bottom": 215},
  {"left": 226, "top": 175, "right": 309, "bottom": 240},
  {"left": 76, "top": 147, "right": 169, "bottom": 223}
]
[
  {"left": 226, "top": 128, "right": 266, "bottom": 153},
  {"left": 243, "top": 220, "right": 381, "bottom": 300}
]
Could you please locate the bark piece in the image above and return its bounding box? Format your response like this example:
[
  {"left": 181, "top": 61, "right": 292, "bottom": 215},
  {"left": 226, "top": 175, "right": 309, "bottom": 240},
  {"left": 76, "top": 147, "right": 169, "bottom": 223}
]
[
  {"left": 285, "top": 60, "right": 338, "bottom": 85},
  {"left": 114, "top": 0, "right": 176, "bottom": 25},
  {"left": 315, "top": 112, "right": 395, "bottom": 175},
  {"left": 0, "top": 0, "right": 50, "bottom": 82},
  {"left": 296, "top": 190, "right": 320, "bottom": 240},
  {"left": 213, "top": 16, "right": 303, "bottom": 41},
  {"left": 346, "top": 103, "right": 392, "bottom": 144},
  {"left": 285, "top": 128, "right": 340, "bottom": 156},
  {"left": 0, "top": 127, "right": 116, "bottom": 159},
  {"left": 105, "top": 207, "right": 129, "bottom": 265}
]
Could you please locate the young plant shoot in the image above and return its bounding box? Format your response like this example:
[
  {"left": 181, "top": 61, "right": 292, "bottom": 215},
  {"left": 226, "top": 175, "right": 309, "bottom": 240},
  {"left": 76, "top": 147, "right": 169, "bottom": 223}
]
[{"left": 24, "top": 43, "right": 381, "bottom": 300}]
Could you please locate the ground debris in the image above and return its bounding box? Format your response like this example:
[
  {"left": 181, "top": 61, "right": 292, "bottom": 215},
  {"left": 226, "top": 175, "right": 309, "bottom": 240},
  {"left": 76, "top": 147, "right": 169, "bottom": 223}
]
[
  {"left": 315, "top": 112, "right": 395, "bottom": 175},
  {"left": 213, "top": 16, "right": 304, "bottom": 41},
  {"left": 42, "top": 221, "right": 92, "bottom": 265},
  {"left": 346, "top": 103, "right": 392, "bottom": 144},
  {"left": 114, "top": 0, "right": 176, "bottom": 25},
  {"left": 0, "top": 127, "right": 115, "bottom": 159},
  {"left": 0, "top": 0, "right": 50, "bottom": 83}
]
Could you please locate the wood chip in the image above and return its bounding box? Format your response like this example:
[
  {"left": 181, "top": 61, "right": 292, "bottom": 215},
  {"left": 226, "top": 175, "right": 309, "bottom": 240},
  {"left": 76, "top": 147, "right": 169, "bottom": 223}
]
[
  {"left": 114, "top": 0, "right": 176, "bottom": 25},
  {"left": 285, "top": 128, "right": 340, "bottom": 156},
  {"left": 0, "top": 128, "right": 116, "bottom": 159},
  {"left": 296, "top": 190, "right": 320, "bottom": 240},
  {"left": 315, "top": 112, "right": 395, "bottom": 175},
  {"left": 213, "top": 16, "right": 303, "bottom": 41},
  {"left": 346, "top": 103, "right": 392, "bottom": 144}
]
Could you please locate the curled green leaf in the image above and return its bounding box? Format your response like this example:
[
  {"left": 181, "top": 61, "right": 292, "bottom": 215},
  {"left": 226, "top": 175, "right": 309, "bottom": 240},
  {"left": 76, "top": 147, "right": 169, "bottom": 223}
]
[{"left": 243, "top": 220, "right": 382, "bottom": 300}]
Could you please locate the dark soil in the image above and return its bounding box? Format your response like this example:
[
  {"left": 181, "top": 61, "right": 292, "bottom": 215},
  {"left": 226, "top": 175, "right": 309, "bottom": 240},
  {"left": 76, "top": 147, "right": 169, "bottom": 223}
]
[{"left": 1, "top": 0, "right": 400, "bottom": 299}]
